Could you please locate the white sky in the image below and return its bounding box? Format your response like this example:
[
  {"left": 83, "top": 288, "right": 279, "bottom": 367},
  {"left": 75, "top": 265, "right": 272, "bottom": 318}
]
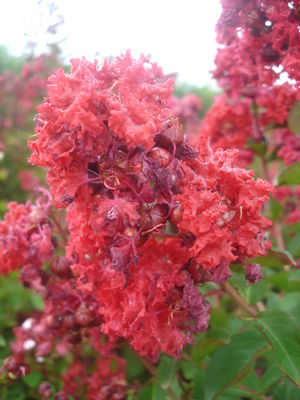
[{"left": 0, "top": 0, "right": 222, "bottom": 86}]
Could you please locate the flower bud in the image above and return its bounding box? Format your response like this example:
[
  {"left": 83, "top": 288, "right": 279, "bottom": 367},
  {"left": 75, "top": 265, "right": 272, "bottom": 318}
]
[
  {"left": 75, "top": 305, "right": 95, "bottom": 327},
  {"left": 148, "top": 147, "right": 171, "bottom": 167},
  {"left": 45, "top": 313, "right": 63, "bottom": 329},
  {"left": 245, "top": 263, "right": 263, "bottom": 284},
  {"left": 39, "top": 382, "right": 53, "bottom": 399},
  {"left": 51, "top": 257, "right": 73, "bottom": 279},
  {"left": 170, "top": 202, "right": 183, "bottom": 225}
]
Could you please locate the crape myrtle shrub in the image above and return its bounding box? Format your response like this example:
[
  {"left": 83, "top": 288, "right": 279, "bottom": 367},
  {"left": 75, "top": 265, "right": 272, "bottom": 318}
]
[
  {"left": 0, "top": 1, "right": 300, "bottom": 400},
  {"left": 0, "top": 48, "right": 62, "bottom": 210}
]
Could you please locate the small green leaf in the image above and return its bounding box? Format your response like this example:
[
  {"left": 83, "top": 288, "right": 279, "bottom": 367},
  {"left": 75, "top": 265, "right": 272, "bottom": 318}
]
[
  {"left": 247, "top": 138, "right": 267, "bottom": 156},
  {"left": 0, "top": 335, "right": 6, "bottom": 347},
  {"left": 267, "top": 197, "right": 283, "bottom": 221},
  {"left": 23, "top": 371, "right": 43, "bottom": 388},
  {"left": 288, "top": 101, "right": 300, "bottom": 136},
  {"left": 255, "top": 311, "right": 300, "bottom": 387},
  {"left": 242, "top": 278, "right": 268, "bottom": 304},
  {"left": 278, "top": 161, "right": 300, "bottom": 185},
  {"left": 287, "top": 231, "right": 300, "bottom": 259},
  {"left": 204, "top": 330, "right": 268, "bottom": 400}
]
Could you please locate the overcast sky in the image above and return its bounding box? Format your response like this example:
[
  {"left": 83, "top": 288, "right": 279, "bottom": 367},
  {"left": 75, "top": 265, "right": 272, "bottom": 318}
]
[{"left": 0, "top": 0, "right": 222, "bottom": 86}]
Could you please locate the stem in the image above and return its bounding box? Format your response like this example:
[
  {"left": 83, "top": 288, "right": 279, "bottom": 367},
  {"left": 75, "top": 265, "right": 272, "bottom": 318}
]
[
  {"left": 137, "top": 355, "right": 157, "bottom": 376},
  {"left": 203, "top": 288, "right": 223, "bottom": 298},
  {"left": 274, "top": 222, "right": 285, "bottom": 250},
  {"left": 51, "top": 213, "right": 68, "bottom": 245},
  {"left": 261, "top": 157, "right": 287, "bottom": 259},
  {"left": 221, "top": 281, "right": 258, "bottom": 318}
]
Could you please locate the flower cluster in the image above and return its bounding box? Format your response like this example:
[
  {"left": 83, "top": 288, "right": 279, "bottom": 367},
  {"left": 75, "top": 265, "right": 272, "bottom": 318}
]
[
  {"left": 25, "top": 52, "right": 272, "bottom": 361},
  {"left": 0, "top": 191, "right": 54, "bottom": 274},
  {"left": 0, "top": 55, "right": 57, "bottom": 131},
  {"left": 199, "top": 0, "right": 300, "bottom": 166}
]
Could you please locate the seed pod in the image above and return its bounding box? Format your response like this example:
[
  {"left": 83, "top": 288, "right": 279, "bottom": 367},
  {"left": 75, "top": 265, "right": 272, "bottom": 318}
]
[
  {"left": 63, "top": 312, "right": 76, "bottom": 329},
  {"left": 170, "top": 202, "right": 183, "bottom": 225},
  {"left": 45, "top": 313, "right": 63, "bottom": 329},
  {"left": 262, "top": 45, "right": 280, "bottom": 62},
  {"left": 39, "top": 382, "right": 53, "bottom": 399},
  {"left": 3, "top": 356, "right": 18, "bottom": 372},
  {"left": 246, "top": 9, "right": 266, "bottom": 37},
  {"left": 75, "top": 305, "right": 94, "bottom": 327},
  {"left": 148, "top": 147, "right": 171, "bottom": 167},
  {"left": 67, "top": 332, "right": 81, "bottom": 345},
  {"left": 51, "top": 257, "right": 73, "bottom": 279}
]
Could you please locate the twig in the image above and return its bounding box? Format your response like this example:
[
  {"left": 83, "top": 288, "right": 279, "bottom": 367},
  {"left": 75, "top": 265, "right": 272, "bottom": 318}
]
[
  {"left": 220, "top": 281, "right": 258, "bottom": 318},
  {"left": 137, "top": 355, "right": 157, "bottom": 376},
  {"left": 51, "top": 213, "right": 68, "bottom": 245}
]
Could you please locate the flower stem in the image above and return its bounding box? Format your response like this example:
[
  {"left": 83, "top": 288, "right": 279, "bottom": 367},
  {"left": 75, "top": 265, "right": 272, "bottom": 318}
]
[{"left": 220, "top": 281, "right": 258, "bottom": 318}]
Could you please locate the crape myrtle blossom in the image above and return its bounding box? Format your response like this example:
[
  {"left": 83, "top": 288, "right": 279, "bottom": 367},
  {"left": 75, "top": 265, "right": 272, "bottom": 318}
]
[
  {"left": 199, "top": 0, "right": 300, "bottom": 166},
  {"left": 0, "top": 190, "right": 54, "bottom": 275},
  {"left": 23, "top": 51, "right": 272, "bottom": 361}
]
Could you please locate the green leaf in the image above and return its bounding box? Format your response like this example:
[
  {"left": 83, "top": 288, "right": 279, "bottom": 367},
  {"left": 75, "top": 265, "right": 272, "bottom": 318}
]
[
  {"left": 287, "top": 231, "right": 300, "bottom": 259},
  {"left": 288, "top": 101, "right": 300, "bottom": 136},
  {"left": 247, "top": 138, "right": 267, "bottom": 156},
  {"left": 267, "top": 197, "right": 283, "bottom": 221},
  {"left": 122, "top": 347, "right": 145, "bottom": 382},
  {"left": 7, "top": 382, "right": 26, "bottom": 400},
  {"left": 0, "top": 335, "right": 6, "bottom": 347},
  {"left": 204, "top": 330, "right": 268, "bottom": 400},
  {"left": 255, "top": 311, "right": 300, "bottom": 387},
  {"left": 241, "top": 278, "right": 268, "bottom": 304},
  {"left": 22, "top": 371, "right": 43, "bottom": 388},
  {"left": 156, "top": 355, "right": 176, "bottom": 390},
  {"left": 269, "top": 247, "right": 296, "bottom": 266},
  {"left": 151, "top": 355, "right": 177, "bottom": 400},
  {"left": 268, "top": 271, "right": 300, "bottom": 292},
  {"left": 278, "top": 161, "right": 300, "bottom": 186},
  {"left": 191, "top": 338, "right": 224, "bottom": 363},
  {"left": 192, "top": 368, "right": 205, "bottom": 400},
  {"left": 273, "top": 376, "right": 300, "bottom": 400},
  {"left": 138, "top": 384, "right": 154, "bottom": 400},
  {"left": 258, "top": 364, "right": 283, "bottom": 393}
]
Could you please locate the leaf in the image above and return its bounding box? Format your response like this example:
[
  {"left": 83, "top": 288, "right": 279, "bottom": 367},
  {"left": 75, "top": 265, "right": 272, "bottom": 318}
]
[
  {"left": 288, "top": 101, "right": 300, "bottom": 136},
  {"left": 287, "top": 231, "right": 300, "bottom": 259},
  {"left": 192, "top": 368, "right": 205, "bottom": 400},
  {"left": 268, "top": 271, "right": 300, "bottom": 292},
  {"left": 7, "top": 382, "right": 26, "bottom": 400},
  {"left": 191, "top": 337, "right": 224, "bottom": 363},
  {"left": 22, "top": 371, "right": 43, "bottom": 388},
  {"left": 0, "top": 335, "right": 6, "bottom": 347},
  {"left": 204, "top": 330, "right": 268, "bottom": 400},
  {"left": 258, "top": 364, "right": 282, "bottom": 393},
  {"left": 267, "top": 197, "right": 283, "bottom": 221},
  {"left": 241, "top": 278, "right": 268, "bottom": 304},
  {"left": 122, "top": 347, "right": 145, "bottom": 382},
  {"left": 138, "top": 384, "right": 154, "bottom": 400},
  {"left": 273, "top": 376, "right": 300, "bottom": 400},
  {"left": 156, "top": 355, "right": 176, "bottom": 390},
  {"left": 151, "top": 356, "right": 177, "bottom": 400},
  {"left": 269, "top": 247, "right": 296, "bottom": 266},
  {"left": 255, "top": 311, "right": 300, "bottom": 387},
  {"left": 278, "top": 161, "right": 300, "bottom": 186}
]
